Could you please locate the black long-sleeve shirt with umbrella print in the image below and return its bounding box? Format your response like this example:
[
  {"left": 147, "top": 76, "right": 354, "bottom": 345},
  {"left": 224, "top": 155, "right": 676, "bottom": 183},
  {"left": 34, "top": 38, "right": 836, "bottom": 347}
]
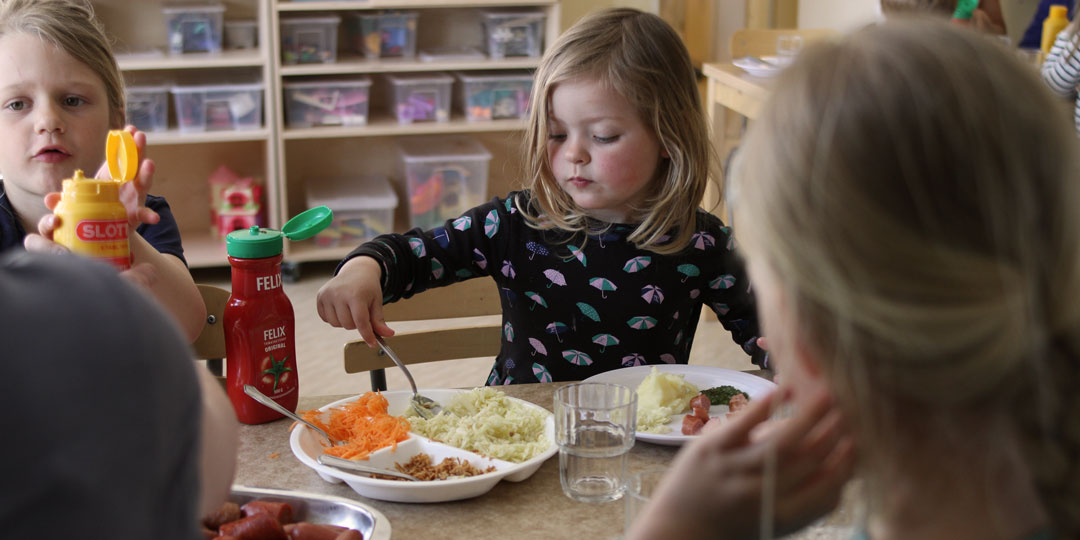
[{"left": 341, "top": 191, "right": 767, "bottom": 385}]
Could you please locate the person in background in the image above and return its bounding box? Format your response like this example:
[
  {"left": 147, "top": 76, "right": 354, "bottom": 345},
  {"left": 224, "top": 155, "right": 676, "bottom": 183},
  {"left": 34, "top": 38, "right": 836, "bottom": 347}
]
[
  {"left": 881, "top": 0, "right": 1007, "bottom": 33},
  {"left": 1019, "top": 0, "right": 1075, "bottom": 49},
  {"left": 318, "top": 8, "right": 767, "bottom": 384},
  {"left": 632, "top": 19, "right": 1080, "bottom": 539},
  {"left": 1041, "top": 12, "right": 1080, "bottom": 134},
  {"left": 0, "top": 251, "right": 238, "bottom": 539},
  {"left": 0, "top": 0, "right": 205, "bottom": 341}
]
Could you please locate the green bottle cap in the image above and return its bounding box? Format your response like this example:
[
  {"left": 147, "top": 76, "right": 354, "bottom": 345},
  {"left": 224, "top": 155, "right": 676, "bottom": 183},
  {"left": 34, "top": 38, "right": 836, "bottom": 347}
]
[
  {"left": 282, "top": 206, "right": 333, "bottom": 241},
  {"left": 225, "top": 206, "right": 333, "bottom": 259}
]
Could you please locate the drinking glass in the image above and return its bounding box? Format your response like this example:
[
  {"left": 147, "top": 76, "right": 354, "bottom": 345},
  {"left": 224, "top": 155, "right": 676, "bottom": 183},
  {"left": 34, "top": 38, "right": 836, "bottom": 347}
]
[
  {"left": 554, "top": 382, "right": 637, "bottom": 503},
  {"left": 775, "top": 34, "right": 803, "bottom": 64},
  {"left": 623, "top": 468, "right": 668, "bottom": 535}
]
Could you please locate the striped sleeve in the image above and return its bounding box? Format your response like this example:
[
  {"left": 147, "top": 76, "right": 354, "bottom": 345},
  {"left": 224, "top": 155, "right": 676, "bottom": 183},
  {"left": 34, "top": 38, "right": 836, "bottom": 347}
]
[{"left": 1042, "top": 32, "right": 1080, "bottom": 97}]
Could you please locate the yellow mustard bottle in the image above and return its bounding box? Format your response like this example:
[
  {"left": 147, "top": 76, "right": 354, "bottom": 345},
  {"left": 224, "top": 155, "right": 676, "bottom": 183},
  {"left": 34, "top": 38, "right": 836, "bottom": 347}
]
[
  {"left": 52, "top": 130, "right": 138, "bottom": 271},
  {"left": 1042, "top": 4, "right": 1071, "bottom": 55}
]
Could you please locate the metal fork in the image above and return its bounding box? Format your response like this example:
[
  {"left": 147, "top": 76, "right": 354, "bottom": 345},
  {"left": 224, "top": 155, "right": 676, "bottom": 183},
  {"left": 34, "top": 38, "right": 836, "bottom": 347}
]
[{"left": 375, "top": 335, "right": 444, "bottom": 419}]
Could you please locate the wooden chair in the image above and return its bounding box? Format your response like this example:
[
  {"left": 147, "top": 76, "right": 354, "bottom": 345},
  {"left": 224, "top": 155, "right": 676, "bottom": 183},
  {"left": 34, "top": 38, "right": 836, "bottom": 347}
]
[
  {"left": 193, "top": 284, "right": 230, "bottom": 387},
  {"left": 343, "top": 279, "right": 502, "bottom": 392}
]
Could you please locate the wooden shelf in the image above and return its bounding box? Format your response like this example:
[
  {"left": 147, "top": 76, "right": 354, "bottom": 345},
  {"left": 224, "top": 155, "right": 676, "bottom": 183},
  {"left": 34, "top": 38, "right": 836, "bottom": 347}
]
[
  {"left": 282, "top": 118, "right": 524, "bottom": 139},
  {"left": 146, "top": 128, "right": 273, "bottom": 146},
  {"left": 270, "top": 0, "right": 560, "bottom": 268},
  {"left": 117, "top": 48, "right": 269, "bottom": 71},
  {"left": 279, "top": 56, "right": 539, "bottom": 76},
  {"left": 277, "top": 0, "right": 557, "bottom": 11}
]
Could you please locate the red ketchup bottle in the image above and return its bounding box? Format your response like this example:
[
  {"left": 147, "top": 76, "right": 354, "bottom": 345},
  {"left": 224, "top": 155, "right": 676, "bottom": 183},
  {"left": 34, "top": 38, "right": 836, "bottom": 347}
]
[{"left": 224, "top": 208, "right": 331, "bottom": 424}]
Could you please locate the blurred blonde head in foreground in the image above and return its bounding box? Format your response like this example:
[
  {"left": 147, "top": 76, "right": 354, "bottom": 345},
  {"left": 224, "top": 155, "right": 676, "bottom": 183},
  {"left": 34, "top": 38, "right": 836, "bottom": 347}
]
[{"left": 733, "top": 18, "right": 1080, "bottom": 537}]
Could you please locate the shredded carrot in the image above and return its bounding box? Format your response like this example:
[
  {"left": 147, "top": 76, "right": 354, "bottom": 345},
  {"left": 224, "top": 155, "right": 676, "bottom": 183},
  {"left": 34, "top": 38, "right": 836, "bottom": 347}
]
[
  {"left": 268, "top": 452, "right": 280, "bottom": 459},
  {"left": 300, "top": 391, "right": 411, "bottom": 461}
]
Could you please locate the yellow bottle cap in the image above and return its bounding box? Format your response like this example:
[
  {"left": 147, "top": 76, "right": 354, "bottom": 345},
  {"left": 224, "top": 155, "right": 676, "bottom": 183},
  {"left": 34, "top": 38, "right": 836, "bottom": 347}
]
[
  {"left": 1050, "top": 5, "right": 1068, "bottom": 17},
  {"left": 105, "top": 130, "right": 138, "bottom": 182},
  {"left": 62, "top": 169, "right": 121, "bottom": 200}
]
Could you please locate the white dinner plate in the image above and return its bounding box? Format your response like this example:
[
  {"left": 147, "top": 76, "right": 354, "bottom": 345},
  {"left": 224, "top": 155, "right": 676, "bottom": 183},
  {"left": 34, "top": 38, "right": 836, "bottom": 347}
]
[
  {"left": 732, "top": 55, "right": 787, "bottom": 77},
  {"left": 289, "top": 389, "right": 557, "bottom": 503},
  {"left": 583, "top": 365, "right": 776, "bottom": 446}
]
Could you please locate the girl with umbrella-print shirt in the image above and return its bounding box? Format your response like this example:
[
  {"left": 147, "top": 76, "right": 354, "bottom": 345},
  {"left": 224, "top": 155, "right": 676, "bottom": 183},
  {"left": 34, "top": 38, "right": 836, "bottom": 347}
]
[
  {"left": 316, "top": 9, "right": 767, "bottom": 383},
  {"left": 326, "top": 192, "right": 765, "bottom": 384}
]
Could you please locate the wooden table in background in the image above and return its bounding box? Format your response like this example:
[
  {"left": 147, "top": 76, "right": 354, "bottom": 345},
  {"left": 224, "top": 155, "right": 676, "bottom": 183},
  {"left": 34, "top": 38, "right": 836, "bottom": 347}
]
[{"left": 702, "top": 62, "right": 774, "bottom": 217}]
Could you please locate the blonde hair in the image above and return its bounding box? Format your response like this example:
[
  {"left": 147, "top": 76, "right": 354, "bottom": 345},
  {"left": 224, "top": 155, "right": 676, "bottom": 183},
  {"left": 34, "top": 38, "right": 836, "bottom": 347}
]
[
  {"left": 734, "top": 20, "right": 1080, "bottom": 534},
  {"left": 0, "top": 0, "right": 124, "bottom": 128},
  {"left": 520, "top": 8, "right": 716, "bottom": 254}
]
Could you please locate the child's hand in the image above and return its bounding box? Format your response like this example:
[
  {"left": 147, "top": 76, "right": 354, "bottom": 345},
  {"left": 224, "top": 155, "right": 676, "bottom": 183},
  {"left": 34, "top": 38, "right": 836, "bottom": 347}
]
[
  {"left": 317, "top": 256, "right": 396, "bottom": 347},
  {"left": 23, "top": 210, "right": 68, "bottom": 255},
  {"left": 94, "top": 125, "right": 159, "bottom": 229},
  {"left": 627, "top": 387, "right": 855, "bottom": 540},
  {"left": 28, "top": 202, "right": 160, "bottom": 287}
]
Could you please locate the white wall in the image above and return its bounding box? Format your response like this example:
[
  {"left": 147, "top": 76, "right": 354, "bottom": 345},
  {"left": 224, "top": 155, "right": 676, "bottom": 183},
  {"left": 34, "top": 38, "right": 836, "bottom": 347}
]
[
  {"left": 560, "top": 0, "right": 660, "bottom": 29},
  {"left": 798, "top": 0, "right": 883, "bottom": 31},
  {"left": 713, "top": 1, "right": 748, "bottom": 61}
]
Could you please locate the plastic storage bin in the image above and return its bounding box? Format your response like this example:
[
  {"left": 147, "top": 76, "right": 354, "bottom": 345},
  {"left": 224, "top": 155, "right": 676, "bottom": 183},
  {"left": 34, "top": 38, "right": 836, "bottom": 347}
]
[
  {"left": 280, "top": 16, "right": 341, "bottom": 64},
  {"left": 454, "top": 71, "right": 533, "bottom": 122},
  {"left": 399, "top": 136, "right": 491, "bottom": 230},
  {"left": 224, "top": 20, "right": 257, "bottom": 50},
  {"left": 481, "top": 11, "right": 546, "bottom": 58},
  {"left": 171, "top": 82, "right": 263, "bottom": 132},
  {"left": 125, "top": 86, "right": 170, "bottom": 133},
  {"left": 346, "top": 12, "right": 418, "bottom": 59},
  {"left": 306, "top": 176, "right": 399, "bottom": 248},
  {"left": 386, "top": 72, "right": 452, "bottom": 124},
  {"left": 283, "top": 77, "right": 372, "bottom": 128},
  {"left": 163, "top": 3, "right": 225, "bottom": 54}
]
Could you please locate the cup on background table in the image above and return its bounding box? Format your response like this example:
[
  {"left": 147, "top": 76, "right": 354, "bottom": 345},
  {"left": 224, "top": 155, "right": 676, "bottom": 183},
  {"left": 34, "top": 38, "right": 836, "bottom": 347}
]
[
  {"left": 554, "top": 382, "right": 637, "bottom": 503},
  {"left": 776, "top": 34, "right": 803, "bottom": 66},
  {"left": 623, "top": 468, "right": 668, "bottom": 535}
]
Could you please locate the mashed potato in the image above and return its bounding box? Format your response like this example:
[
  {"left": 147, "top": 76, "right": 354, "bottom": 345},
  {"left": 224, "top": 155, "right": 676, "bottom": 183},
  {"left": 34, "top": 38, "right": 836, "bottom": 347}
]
[{"left": 635, "top": 367, "right": 700, "bottom": 433}]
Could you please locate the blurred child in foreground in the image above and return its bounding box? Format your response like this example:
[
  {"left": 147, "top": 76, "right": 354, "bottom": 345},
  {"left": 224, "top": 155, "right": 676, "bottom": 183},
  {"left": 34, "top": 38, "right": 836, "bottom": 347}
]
[{"left": 631, "top": 19, "right": 1080, "bottom": 540}]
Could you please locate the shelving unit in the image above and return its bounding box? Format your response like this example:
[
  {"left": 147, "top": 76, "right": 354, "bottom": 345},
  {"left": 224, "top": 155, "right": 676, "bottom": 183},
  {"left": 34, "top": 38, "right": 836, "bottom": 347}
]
[
  {"left": 92, "top": 0, "right": 278, "bottom": 269},
  {"left": 91, "top": 0, "right": 559, "bottom": 271},
  {"left": 270, "top": 0, "right": 560, "bottom": 271}
]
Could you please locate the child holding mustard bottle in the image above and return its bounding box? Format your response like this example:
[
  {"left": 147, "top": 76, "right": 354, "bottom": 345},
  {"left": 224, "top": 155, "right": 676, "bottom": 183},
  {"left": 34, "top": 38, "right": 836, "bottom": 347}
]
[{"left": 0, "top": 0, "right": 204, "bottom": 341}]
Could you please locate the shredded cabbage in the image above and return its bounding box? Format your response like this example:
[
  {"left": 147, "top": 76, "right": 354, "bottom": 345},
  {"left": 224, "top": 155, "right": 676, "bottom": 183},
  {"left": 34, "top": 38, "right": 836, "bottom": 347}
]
[{"left": 407, "top": 387, "right": 550, "bottom": 463}]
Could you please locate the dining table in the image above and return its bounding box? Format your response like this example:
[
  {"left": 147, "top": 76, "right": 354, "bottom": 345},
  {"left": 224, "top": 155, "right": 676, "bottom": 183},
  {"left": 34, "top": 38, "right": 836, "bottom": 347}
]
[
  {"left": 701, "top": 61, "right": 776, "bottom": 220},
  {"left": 234, "top": 377, "right": 855, "bottom": 539},
  {"left": 703, "top": 61, "right": 774, "bottom": 123}
]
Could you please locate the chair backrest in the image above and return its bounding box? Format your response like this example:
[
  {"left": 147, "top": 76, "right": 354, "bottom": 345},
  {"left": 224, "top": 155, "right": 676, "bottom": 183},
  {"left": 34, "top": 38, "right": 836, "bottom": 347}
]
[
  {"left": 343, "top": 278, "right": 502, "bottom": 391},
  {"left": 730, "top": 28, "right": 837, "bottom": 58},
  {"left": 193, "top": 284, "right": 230, "bottom": 386}
]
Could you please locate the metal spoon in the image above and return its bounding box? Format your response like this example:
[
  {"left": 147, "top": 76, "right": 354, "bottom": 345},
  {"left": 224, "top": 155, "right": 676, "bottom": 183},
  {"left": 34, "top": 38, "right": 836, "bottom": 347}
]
[
  {"left": 243, "top": 384, "right": 344, "bottom": 446},
  {"left": 374, "top": 335, "right": 443, "bottom": 419},
  {"left": 317, "top": 454, "right": 420, "bottom": 482}
]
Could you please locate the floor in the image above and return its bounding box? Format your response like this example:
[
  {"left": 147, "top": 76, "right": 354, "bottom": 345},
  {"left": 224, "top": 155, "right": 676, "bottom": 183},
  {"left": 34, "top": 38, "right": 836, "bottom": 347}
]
[{"left": 194, "top": 261, "right": 759, "bottom": 398}]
